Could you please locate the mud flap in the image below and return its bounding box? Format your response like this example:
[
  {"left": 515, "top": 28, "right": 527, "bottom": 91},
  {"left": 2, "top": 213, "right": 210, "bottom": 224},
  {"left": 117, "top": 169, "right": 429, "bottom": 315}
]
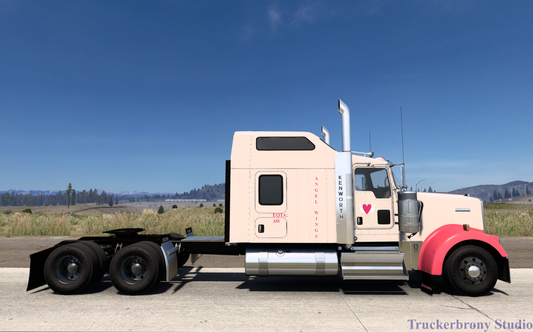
[
  {"left": 420, "top": 271, "right": 433, "bottom": 295},
  {"left": 26, "top": 247, "right": 55, "bottom": 291},
  {"left": 498, "top": 257, "right": 511, "bottom": 283}
]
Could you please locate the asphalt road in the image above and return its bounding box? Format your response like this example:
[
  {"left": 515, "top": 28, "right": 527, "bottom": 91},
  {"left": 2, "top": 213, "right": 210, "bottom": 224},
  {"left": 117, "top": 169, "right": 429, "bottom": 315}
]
[
  {"left": 1, "top": 267, "right": 531, "bottom": 331},
  {"left": 1, "top": 237, "right": 531, "bottom": 331}
]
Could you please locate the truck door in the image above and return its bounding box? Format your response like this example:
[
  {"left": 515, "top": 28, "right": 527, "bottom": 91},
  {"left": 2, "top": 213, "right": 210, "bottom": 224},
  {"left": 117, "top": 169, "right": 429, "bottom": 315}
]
[{"left": 353, "top": 167, "right": 394, "bottom": 229}]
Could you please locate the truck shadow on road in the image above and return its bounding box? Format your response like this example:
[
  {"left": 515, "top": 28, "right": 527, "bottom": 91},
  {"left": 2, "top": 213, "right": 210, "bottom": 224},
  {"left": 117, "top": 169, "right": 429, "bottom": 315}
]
[
  {"left": 29, "top": 269, "right": 507, "bottom": 297},
  {"left": 166, "top": 268, "right": 447, "bottom": 296}
]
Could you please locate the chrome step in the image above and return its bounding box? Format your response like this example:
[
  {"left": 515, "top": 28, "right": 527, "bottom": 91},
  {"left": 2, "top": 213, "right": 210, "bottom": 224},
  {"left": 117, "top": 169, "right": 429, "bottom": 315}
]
[{"left": 341, "top": 250, "right": 409, "bottom": 280}]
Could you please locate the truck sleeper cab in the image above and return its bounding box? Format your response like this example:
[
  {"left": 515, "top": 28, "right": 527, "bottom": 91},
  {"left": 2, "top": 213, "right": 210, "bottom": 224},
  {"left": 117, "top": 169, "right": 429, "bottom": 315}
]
[{"left": 27, "top": 99, "right": 510, "bottom": 296}]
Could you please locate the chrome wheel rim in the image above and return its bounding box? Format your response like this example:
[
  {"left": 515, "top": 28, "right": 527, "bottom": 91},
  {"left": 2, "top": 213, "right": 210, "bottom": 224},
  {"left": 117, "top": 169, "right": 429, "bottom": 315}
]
[
  {"left": 459, "top": 256, "right": 487, "bottom": 285},
  {"left": 55, "top": 255, "right": 81, "bottom": 284},
  {"left": 120, "top": 256, "right": 148, "bottom": 284}
]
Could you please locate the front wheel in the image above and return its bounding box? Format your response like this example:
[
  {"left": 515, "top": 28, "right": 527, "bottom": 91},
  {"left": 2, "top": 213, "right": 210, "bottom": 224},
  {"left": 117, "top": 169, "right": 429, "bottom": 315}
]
[{"left": 444, "top": 245, "right": 498, "bottom": 296}]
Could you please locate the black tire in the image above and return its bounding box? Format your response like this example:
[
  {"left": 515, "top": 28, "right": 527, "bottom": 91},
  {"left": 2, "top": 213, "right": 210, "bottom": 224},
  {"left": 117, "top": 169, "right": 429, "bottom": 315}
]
[
  {"left": 109, "top": 243, "right": 161, "bottom": 295},
  {"left": 137, "top": 241, "right": 165, "bottom": 281},
  {"left": 43, "top": 243, "right": 95, "bottom": 294},
  {"left": 78, "top": 241, "right": 108, "bottom": 285},
  {"left": 444, "top": 245, "right": 498, "bottom": 296}
]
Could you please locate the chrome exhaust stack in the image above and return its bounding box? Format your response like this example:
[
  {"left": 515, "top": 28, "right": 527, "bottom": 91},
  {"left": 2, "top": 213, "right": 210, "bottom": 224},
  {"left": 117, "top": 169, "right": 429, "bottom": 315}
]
[
  {"left": 321, "top": 126, "right": 330, "bottom": 145},
  {"left": 335, "top": 99, "right": 355, "bottom": 248},
  {"left": 338, "top": 99, "right": 351, "bottom": 152}
]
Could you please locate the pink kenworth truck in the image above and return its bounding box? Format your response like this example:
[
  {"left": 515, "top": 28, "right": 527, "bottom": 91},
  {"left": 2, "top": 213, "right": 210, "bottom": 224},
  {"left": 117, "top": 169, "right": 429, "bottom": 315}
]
[{"left": 27, "top": 99, "right": 510, "bottom": 296}]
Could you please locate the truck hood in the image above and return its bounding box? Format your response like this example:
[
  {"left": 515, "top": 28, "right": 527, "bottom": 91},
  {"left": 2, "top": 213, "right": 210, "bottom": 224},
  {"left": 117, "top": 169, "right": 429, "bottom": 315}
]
[{"left": 410, "top": 192, "right": 484, "bottom": 241}]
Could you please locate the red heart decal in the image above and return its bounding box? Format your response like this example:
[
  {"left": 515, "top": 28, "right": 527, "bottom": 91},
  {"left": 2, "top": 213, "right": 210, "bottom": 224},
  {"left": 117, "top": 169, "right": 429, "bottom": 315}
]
[{"left": 363, "top": 204, "right": 372, "bottom": 214}]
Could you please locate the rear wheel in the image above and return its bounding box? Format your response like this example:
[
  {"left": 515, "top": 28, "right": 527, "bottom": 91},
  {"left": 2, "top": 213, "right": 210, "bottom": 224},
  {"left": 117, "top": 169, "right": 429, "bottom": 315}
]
[
  {"left": 44, "top": 243, "right": 95, "bottom": 294},
  {"left": 109, "top": 243, "right": 161, "bottom": 294},
  {"left": 444, "top": 245, "right": 498, "bottom": 296},
  {"left": 78, "top": 241, "right": 108, "bottom": 286},
  {"left": 137, "top": 241, "right": 166, "bottom": 280}
]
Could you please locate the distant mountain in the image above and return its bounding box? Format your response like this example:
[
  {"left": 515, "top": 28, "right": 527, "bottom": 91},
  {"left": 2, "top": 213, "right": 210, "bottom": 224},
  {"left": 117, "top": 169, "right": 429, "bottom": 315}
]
[
  {"left": 0, "top": 189, "right": 174, "bottom": 197},
  {"left": 0, "top": 183, "right": 226, "bottom": 201},
  {"left": 1, "top": 189, "right": 61, "bottom": 196},
  {"left": 448, "top": 181, "right": 533, "bottom": 203}
]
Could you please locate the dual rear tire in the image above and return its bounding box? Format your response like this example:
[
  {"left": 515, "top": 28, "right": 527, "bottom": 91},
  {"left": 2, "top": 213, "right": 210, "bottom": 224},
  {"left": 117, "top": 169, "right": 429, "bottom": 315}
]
[
  {"left": 44, "top": 241, "right": 166, "bottom": 295},
  {"left": 109, "top": 242, "right": 164, "bottom": 295},
  {"left": 43, "top": 242, "right": 108, "bottom": 295}
]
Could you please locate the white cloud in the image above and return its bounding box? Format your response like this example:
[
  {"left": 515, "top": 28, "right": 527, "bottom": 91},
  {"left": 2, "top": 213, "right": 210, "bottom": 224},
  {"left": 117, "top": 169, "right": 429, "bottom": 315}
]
[
  {"left": 267, "top": 5, "right": 282, "bottom": 31},
  {"left": 292, "top": 4, "right": 317, "bottom": 26},
  {"left": 239, "top": 24, "right": 254, "bottom": 41}
]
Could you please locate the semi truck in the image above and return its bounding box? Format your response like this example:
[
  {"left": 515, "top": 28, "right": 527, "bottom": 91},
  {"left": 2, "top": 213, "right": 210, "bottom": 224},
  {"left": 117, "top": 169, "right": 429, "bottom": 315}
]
[{"left": 26, "top": 99, "right": 510, "bottom": 296}]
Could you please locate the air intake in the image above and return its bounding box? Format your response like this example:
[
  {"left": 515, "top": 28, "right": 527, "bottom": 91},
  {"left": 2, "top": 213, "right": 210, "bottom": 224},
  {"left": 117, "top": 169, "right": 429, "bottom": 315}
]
[{"left": 321, "top": 126, "right": 330, "bottom": 145}]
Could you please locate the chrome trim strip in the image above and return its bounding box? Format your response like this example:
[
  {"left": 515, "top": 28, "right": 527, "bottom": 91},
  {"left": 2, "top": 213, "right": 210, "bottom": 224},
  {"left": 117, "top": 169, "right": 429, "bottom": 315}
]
[{"left": 335, "top": 152, "right": 355, "bottom": 246}]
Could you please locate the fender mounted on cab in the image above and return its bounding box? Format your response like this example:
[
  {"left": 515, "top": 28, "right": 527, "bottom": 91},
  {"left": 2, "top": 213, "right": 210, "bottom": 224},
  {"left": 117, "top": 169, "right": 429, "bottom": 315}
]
[{"left": 418, "top": 224, "right": 510, "bottom": 283}]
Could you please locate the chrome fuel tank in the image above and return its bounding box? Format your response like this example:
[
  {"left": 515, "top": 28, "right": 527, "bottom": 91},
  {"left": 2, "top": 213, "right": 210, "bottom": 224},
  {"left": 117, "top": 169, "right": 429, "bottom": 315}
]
[{"left": 245, "top": 248, "right": 338, "bottom": 276}]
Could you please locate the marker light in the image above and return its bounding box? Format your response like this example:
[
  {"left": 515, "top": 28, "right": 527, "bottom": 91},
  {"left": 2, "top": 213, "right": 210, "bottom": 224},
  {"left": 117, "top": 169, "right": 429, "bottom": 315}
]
[{"left": 463, "top": 224, "right": 470, "bottom": 231}]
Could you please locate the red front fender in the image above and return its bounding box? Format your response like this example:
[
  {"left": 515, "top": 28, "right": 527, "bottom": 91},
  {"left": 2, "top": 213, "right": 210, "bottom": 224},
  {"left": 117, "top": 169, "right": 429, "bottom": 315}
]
[{"left": 418, "top": 224, "right": 508, "bottom": 275}]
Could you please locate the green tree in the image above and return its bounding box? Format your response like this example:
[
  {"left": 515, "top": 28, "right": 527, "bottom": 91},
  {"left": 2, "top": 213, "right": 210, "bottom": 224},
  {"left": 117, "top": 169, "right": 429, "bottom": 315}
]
[
  {"left": 504, "top": 189, "right": 510, "bottom": 199},
  {"left": 66, "top": 183, "right": 73, "bottom": 209},
  {"left": 71, "top": 189, "right": 76, "bottom": 206},
  {"left": 115, "top": 195, "right": 119, "bottom": 205},
  {"left": 2, "top": 193, "right": 12, "bottom": 206},
  {"left": 109, "top": 196, "right": 114, "bottom": 207},
  {"left": 158, "top": 205, "right": 164, "bottom": 214}
]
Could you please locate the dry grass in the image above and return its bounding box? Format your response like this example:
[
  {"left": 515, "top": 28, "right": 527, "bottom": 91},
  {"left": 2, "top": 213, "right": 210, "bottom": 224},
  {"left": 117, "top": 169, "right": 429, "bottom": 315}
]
[
  {"left": 2, "top": 213, "right": 73, "bottom": 236},
  {"left": 484, "top": 209, "right": 533, "bottom": 237},
  {"left": 80, "top": 207, "right": 224, "bottom": 236},
  {"left": 1, "top": 207, "right": 225, "bottom": 237}
]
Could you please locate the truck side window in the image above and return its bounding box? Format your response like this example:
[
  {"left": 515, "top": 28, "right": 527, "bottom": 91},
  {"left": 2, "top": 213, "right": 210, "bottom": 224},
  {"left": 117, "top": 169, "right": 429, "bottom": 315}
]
[
  {"left": 354, "top": 168, "right": 391, "bottom": 199},
  {"left": 259, "top": 175, "right": 283, "bottom": 205}
]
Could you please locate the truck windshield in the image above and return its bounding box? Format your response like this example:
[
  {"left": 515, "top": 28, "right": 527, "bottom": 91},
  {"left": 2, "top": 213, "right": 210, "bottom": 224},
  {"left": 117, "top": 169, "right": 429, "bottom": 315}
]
[{"left": 390, "top": 166, "right": 402, "bottom": 189}]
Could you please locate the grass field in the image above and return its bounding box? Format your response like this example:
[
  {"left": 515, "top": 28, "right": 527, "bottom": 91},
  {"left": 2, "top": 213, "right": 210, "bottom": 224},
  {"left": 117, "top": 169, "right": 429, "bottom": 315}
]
[
  {"left": 1, "top": 203, "right": 531, "bottom": 238},
  {"left": 0, "top": 205, "right": 225, "bottom": 237}
]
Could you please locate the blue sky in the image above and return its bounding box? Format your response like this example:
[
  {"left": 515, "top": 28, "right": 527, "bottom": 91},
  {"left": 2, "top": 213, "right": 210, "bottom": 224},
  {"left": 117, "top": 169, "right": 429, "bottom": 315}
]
[{"left": 1, "top": 1, "right": 532, "bottom": 194}]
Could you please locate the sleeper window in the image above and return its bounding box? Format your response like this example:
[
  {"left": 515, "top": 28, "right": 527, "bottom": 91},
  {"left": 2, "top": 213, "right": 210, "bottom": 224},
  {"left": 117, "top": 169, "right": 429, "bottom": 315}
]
[{"left": 259, "top": 175, "right": 283, "bottom": 205}]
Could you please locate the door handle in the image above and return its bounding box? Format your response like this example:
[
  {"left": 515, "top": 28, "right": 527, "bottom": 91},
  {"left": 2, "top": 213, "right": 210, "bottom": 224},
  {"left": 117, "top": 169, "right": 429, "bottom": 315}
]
[{"left": 357, "top": 217, "right": 363, "bottom": 225}]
